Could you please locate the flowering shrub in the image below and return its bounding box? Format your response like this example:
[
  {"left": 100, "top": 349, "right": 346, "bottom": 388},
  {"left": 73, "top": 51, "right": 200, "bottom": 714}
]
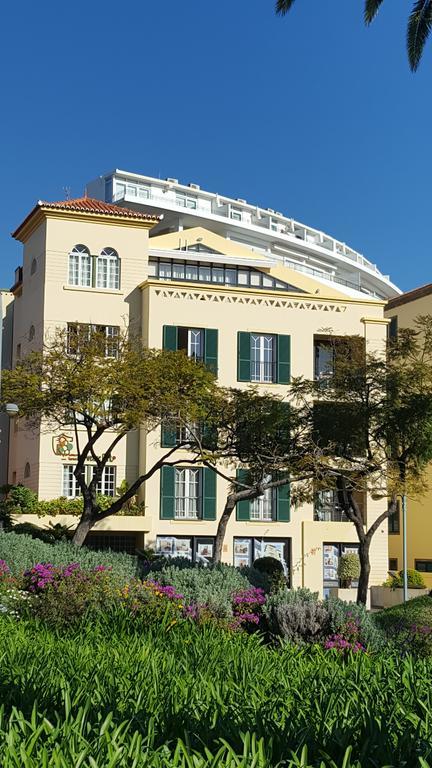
[
  {"left": 326, "top": 598, "right": 385, "bottom": 652},
  {"left": 325, "top": 614, "right": 366, "bottom": 654},
  {"left": 0, "top": 559, "right": 10, "bottom": 578},
  {"left": 231, "top": 587, "right": 266, "bottom": 629},
  {"left": 20, "top": 563, "right": 117, "bottom": 625},
  {"left": 0, "top": 586, "right": 32, "bottom": 618},
  {"left": 325, "top": 634, "right": 365, "bottom": 653}
]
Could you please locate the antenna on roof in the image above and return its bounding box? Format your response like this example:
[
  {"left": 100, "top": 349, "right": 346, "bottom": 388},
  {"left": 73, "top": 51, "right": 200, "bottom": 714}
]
[{"left": 63, "top": 186, "right": 71, "bottom": 200}]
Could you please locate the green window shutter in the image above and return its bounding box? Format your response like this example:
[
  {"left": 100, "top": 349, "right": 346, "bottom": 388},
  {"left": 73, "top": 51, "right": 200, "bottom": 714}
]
[
  {"left": 160, "top": 466, "right": 175, "bottom": 519},
  {"left": 277, "top": 335, "right": 291, "bottom": 384},
  {"left": 201, "top": 421, "right": 218, "bottom": 451},
  {"left": 236, "top": 468, "right": 250, "bottom": 521},
  {"left": 161, "top": 420, "right": 177, "bottom": 448},
  {"left": 237, "top": 332, "right": 251, "bottom": 382},
  {"left": 163, "top": 326, "right": 178, "bottom": 351},
  {"left": 204, "top": 328, "right": 218, "bottom": 375},
  {"left": 202, "top": 467, "right": 216, "bottom": 520},
  {"left": 276, "top": 481, "right": 290, "bottom": 522}
]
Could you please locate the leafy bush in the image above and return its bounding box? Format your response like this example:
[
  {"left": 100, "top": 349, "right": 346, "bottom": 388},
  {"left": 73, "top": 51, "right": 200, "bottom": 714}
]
[
  {"left": 154, "top": 562, "right": 250, "bottom": 617},
  {"left": 0, "top": 532, "right": 138, "bottom": 580},
  {"left": 384, "top": 568, "right": 426, "bottom": 589},
  {"left": 0, "top": 484, "right": 145, "bottom": 523},
  {"left": 375, "top": 595, "right": 432, "bottom": 656},
  {"left": 337, "top": 553, "right": 360, "bottom": 587},
  {"left": 264, "top": 588, "right": 330, "bottom": 644},
  {"left": 253, "top": 556, "right": 286, "bottom": 592},
  {"left": 11, "top": 521, "right": 73, "bottom": 544}
]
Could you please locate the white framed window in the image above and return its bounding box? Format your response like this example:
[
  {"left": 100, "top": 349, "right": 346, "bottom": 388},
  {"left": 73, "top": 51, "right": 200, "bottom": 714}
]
[
  {"left": 66, "top": 323, "right": 119, "bottom": 358},
  {"left": 97, "top": 248, "right": 120, "bottom": 290},
  {"left": 230, "top": 206, "right": 242, "bottom": 221},
  {"left": 138, "top": 185, "right": 150, "bottom": 199},
  {"left": 174, "top": 467, "right": 201, "bottom": 519},
  {"left": 251, "top": 334, "right": 275, "bottom": 383},
  {"left": 175, "top": 191, "right": 197, "bottom": 209},
  {"left": 176, "top": 420, "right": 199, "bottom": 444},
  {"left": 187, "top": 328, "right": 204, "bottom": 360},
  {"left": 92, "top": 465, "right": 116, "bottom": 497},
  {"left": 68, "top": 245, "right": 91, "bottom": 287},
  {"left": 250, "top": 478, "right": 274, "bottom": 521},
  {"left": 62, "top": 465, "right": 82, "bottom": 497},
  {"left": 62, "top": 464, "right": 117, "bottom": 498}
]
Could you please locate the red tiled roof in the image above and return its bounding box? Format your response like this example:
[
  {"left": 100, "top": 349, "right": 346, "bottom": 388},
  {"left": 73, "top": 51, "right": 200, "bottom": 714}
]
[
  {"left": 12, "top": 197, "right": 161, "bottom": 240},
  {"left": 37, "top": 197, "right": 160, "bottom": 220},
  {"left": 386, "top": 283, "right": 432, "bottom": 310}
]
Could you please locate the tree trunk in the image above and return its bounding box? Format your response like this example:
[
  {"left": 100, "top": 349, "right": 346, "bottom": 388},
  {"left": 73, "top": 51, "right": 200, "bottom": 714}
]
[
  {"left": 356, "top": 536, "right": 371, "bottom": 605},
  {"left": 214, "top": 496, "right": 236, "bottom": 564},
  {"left": 72, "top": 507, "right": 96, "bottom": 547}
]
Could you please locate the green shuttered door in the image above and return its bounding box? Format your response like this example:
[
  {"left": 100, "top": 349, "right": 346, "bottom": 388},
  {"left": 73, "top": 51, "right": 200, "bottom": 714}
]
[
  {"left": 276, "top": 482, "right": 290, "bottom": 521},
  {"left": 202, "top": 467, "right": 216, "bottom": 520},
  {"left": 204, "top": 329, "right": 218, "bottom": 375},
  {"left": 160, "top": 465, "right": 175, "bottom": 519},
  {"left": 236, "top": 468, "right": 250, "bottom": 520},
  {"left": 277, "top": 335, "right": 291, "bottom": 384},
  {"left": 162, "top": 326, "right": 178, "bottom": 351},
  {"left": 237, "top": 332, "right": 251, "bottom": 382}
]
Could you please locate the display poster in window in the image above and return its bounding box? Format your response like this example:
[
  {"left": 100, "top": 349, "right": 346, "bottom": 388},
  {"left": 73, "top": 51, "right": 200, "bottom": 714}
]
[
  {"left": 323, "top": 544, "right": 339, "bottom": 582},
  {"left": 157, "top": 537, "right": 175, "bottom": 556},
  {"left": 157, "top": 537, "right": 192, "bottom": 559},
  {"left": 234, "top": 538, "right": 251, "bottom": 568},
  {"left": 196, "top": 540, "right": 214, "bottom": 565},
  {"left": 174, "top": 538, "right": 192, "bottom": 559}
]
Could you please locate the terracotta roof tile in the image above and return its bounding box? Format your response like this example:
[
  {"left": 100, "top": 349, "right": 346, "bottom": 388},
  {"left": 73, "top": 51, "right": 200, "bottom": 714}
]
[
  {"left": 37, "top": 197, "right": 160, "bottom": 221},
  {"left": 386, "top": 283, "right": 432, "bottom": 310},
  {"left": 12, "top": 197, "right": 161, "bottom": 240}
]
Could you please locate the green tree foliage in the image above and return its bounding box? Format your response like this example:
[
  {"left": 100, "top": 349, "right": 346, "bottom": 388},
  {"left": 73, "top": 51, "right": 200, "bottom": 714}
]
[
  {"left": 198, "top": 388, "right": 311, "bottom": 563},
  {"left": 2, "top": 328, "right": 217, "bottom": 546},
  {"left": 290, "top": 316, "right": 432, "bottom": 604},
  {"left": 276, "top": 0, "right": 432, "bottom": 71}
]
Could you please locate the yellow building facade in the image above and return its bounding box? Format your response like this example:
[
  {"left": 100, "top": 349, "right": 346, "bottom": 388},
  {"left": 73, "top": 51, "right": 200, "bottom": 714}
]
[
  {"left": 386, "top": 285, "right": 432, "bottom": 588},
  {"left": 6, "top": 196, "right": 391, "bottom": 596}
]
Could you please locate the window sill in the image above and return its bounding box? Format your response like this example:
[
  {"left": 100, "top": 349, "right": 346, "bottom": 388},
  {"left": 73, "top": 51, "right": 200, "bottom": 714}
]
[
  {"left": 167, "top": 519, "right": 208, "bottom": 524},
  {"left": 63, "top": 285, "right": 122, "bottom": 296}
]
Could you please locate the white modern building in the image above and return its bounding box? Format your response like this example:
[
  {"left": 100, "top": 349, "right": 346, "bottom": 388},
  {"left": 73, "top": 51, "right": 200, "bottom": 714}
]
[{"left": 87, "top": 170, "right": 400, "bottom": 301}]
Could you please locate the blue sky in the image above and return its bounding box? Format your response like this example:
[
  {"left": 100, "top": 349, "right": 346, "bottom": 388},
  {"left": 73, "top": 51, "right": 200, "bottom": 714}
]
[{"left": 0, "top": 0, "right": 429, "bottom": 291}]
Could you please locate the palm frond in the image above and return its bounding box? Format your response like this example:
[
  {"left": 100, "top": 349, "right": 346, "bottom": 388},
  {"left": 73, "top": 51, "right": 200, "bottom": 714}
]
[
  {"left": 364, "top": 0, "right": 386, "bottom": 25},
  {"left": 407, "top": 0, "right": 432, "bottom": 70},
  {"left": 275, "top": 0, "right": 297, "bottom": 16}
]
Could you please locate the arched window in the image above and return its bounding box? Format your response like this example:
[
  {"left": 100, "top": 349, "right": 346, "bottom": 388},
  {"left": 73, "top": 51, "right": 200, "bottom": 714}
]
[
  {"left": 24, "top": 462, "right": 31, "bottom": 478},
  {"left": 30, "top": 258, "right": 37, "bottom": 275},
  {"left": 68, "top": 244, "right": 91, "bottom": 287},
  {"left": 97, "top": 248, "right": 120, "bottom": 290},
  {"left": 28, "top": 324, "right": 35, "bottom": 342}
]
